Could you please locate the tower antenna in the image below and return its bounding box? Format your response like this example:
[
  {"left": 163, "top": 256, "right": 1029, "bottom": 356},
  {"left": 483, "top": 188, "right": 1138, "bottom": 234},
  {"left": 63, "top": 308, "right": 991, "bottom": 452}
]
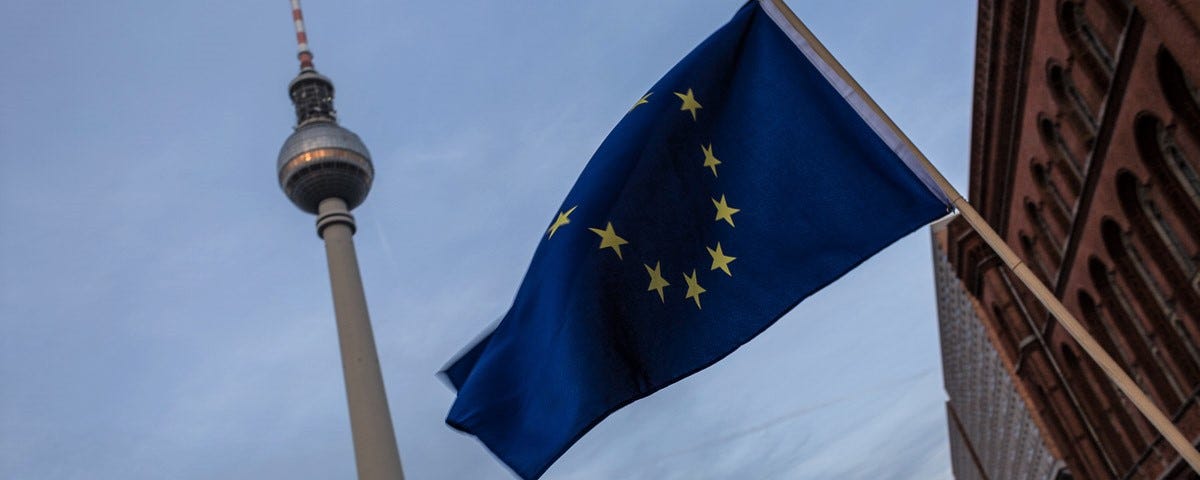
[{"left": 290, "top": 0, "right": 314, "bottom": 70}]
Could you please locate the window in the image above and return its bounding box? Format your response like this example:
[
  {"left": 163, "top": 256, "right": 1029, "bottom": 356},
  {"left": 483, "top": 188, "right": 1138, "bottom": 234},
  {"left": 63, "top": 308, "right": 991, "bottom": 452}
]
[
  {"left": 1159, "top": 126, "right": 1200, "bottom": 213},
  {"left": 1133, "top": 114, "right": 1200, "bottom": 253},
  {"left": 1027, "top": 199, "right": 1064, "bottom": 260},
  {"left": 1088, "top": 257, "right": 1185, "bottom": 405},
  {"left": 1048, "top": 61, "right": 1098, "bottom": 135},
  {"left": 1078, "top": 291, "right": 1133, "bottom": 374},
  {"left": 1020, "top": 232, "right": 1054, "bottom": 283},
  {"left": 1032, "top": 161, "right": 1073, "bottom": 230},
  {"left": 1157, "top": 47, "right": 1200, "bottom": 135},
  {"left": 1059, "top": 1, "right": 1114, "bottom": 88},
  {"left": 1059, "top": 342, "right": 1137, "bottom": 467},
  {"left": 1116, "top": 171, "right": 1197, "bottom": 291},
  {"left": 1101, "top": 219, "right": 1200, "bottom": 396},
  {"left": 1039, "top": 115, "right": 1085, "bottom": 188}
]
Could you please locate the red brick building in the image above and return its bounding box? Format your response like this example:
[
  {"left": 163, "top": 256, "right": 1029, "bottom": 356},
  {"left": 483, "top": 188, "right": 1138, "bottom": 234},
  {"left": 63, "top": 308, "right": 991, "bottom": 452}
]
[{"left": 945, "top": 0, "right": 1200, "bottom": 478}]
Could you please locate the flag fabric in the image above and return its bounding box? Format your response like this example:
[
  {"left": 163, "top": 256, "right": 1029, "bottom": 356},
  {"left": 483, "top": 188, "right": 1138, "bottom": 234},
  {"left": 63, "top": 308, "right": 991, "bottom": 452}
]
[{"left": 442, "top": 1, "right": 951, "bottom": 477}]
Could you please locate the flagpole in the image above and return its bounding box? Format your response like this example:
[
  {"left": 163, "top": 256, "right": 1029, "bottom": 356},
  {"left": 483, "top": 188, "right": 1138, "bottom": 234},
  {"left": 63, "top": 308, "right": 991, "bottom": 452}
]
[{"left": 764, "top": 0, "right": 1200, "bottom": 472}]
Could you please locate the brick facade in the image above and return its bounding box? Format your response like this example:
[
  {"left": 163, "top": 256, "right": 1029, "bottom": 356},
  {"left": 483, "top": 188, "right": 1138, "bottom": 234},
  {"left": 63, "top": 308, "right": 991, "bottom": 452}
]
[{"left": 947, "top": 0, "right": 1200, "bottom": 478}]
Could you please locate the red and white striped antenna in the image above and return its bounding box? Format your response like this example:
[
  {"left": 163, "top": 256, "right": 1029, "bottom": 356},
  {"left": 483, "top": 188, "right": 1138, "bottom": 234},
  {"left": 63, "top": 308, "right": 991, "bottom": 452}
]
[{"left": 290, "top": 0, "right": 314, "bottom": 70}]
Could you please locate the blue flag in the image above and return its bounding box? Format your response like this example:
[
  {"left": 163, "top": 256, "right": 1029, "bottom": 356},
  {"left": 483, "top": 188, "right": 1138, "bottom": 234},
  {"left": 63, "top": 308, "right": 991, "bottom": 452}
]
[{"left": 443, "top": 1, "right": 950, "bottom": 477}]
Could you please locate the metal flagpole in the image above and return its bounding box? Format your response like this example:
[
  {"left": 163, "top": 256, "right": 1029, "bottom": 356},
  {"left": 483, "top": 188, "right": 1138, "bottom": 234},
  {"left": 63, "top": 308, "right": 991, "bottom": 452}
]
[{"left": 765, "top": 0, "right": 1200, "bottom": 472}]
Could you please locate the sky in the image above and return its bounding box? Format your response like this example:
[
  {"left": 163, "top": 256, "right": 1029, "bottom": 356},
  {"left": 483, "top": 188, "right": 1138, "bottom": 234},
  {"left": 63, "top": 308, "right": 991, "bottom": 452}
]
[{"left": 0, "top": 1, "right": 975, "bottom": 478}]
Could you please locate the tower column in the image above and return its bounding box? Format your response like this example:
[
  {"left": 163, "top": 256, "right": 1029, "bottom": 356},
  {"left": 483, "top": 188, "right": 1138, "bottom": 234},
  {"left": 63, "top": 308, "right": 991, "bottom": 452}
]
[{"left": 317, "top": 197, "right": 405, "bottom": 480}]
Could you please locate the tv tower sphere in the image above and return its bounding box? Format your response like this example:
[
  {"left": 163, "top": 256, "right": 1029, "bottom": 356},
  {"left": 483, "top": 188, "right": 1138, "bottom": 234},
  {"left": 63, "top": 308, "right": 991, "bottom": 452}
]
[{"left": 277, "top": 70, "right": 374, "bottom": 214}]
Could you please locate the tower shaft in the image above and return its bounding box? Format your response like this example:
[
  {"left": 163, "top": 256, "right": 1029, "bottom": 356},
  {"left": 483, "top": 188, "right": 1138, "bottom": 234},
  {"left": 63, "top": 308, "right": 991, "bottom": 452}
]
[{"left": 317, "top": 198, "right": 405, "bottom": 480}]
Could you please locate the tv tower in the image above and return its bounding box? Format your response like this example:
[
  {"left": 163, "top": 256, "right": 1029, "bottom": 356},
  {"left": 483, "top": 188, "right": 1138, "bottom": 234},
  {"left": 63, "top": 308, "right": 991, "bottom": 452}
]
[{"left": 276, "top": 1, "right": 405, "bottom": 478}]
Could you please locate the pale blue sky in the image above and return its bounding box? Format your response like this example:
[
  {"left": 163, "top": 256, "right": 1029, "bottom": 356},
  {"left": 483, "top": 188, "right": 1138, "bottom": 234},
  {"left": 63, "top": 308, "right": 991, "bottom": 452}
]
[{"left": 0, "top": 1, "right": 975, "bottom": 478}]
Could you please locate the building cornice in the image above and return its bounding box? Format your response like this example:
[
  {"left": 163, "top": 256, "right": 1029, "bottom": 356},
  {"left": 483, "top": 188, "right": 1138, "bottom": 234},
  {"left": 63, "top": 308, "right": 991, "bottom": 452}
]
[{"left": 969, "top": 0, "right": 1039, "bottom": 238}]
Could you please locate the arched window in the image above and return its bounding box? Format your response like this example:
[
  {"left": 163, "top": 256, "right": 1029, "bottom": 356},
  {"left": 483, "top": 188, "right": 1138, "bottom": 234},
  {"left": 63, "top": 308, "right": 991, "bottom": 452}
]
[
  {"left": 1059, "top": 343, "right": 1137, "bottom": 468},
  {"left": 1040, "top": 115, "right": 1085, "bottom": 188},
  {"left": 1101, "top": 219, "right": 1176, "bottom": 327},
  {"left": 1021, "top": 232, "right": 1054, "bottom": 283},
  {"left": 1033, "top": 384, "right": 1076, "bottom": 468},
  {"left": 1078, "top": 290, "right": 1155, "bottom": 444},
  {"left": 1077, "top": 291, "right": 1130, "bottom": 371},
  {"left": 1115, "top": 171, "right": 1199, "bottom": 313},
  {"left": 1048, "top": 61, "right": 1098, "bottom": 136},
  {"left": 1032, "top": 160, "right": 1075, "bottom": 229},
  {"left": 1101, "top": 219, "right": 1200, "bottom": 394},
  {"left": 1059, "top": 1, "right": 1114, "bottom": 89},
  {"left": 1157, "top": 129, "right": 1200, "bottom": 207},
  {"left": 1087, "top": 257, "right": 1184, "bottom": 405},
  {"left": 1157, "top": 47, "right": 1200, "bottom": 135},
  {"left": 1133, "top": 114, "right": 1200, "bottom": 253},
  {"left": 1027, "top": 199, "right": 1064, "bottom": 261}
]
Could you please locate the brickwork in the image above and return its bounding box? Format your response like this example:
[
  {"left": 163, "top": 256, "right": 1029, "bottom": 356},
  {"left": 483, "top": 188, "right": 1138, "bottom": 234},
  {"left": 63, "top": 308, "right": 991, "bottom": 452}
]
[{"left": 949, "top": 0, "right": 1200, "bottom": 477}]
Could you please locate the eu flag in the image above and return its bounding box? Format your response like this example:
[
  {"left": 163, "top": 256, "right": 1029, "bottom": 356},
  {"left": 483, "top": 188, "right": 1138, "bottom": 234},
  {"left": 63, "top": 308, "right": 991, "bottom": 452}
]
[{"left": 443, "top": 1, "right": 950, "bottom": 477}]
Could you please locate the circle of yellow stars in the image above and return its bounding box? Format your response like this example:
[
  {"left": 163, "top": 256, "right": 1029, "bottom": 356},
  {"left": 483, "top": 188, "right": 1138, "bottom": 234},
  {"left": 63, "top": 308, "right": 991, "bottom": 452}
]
[{"left": 545, "top": 88, "right": 740, "bottom": 310}]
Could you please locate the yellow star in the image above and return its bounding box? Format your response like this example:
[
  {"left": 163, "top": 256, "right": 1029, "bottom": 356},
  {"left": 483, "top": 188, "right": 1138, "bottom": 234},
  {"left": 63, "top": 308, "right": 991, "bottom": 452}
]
[
  {"left": 701, "top": 143, "right": 722, "bottom": 177},
  {"left": 712, "top": 195, "right": 740, "bottom": 227},
  {"left": 674, "top": 88, "right": 702, "bottom": 121},
  {"left": 644, "top": 261, "right": 671, "bottom": 302},
  {"left": 630, "top": 92, "right": 652, "bottom": 112},
  {"left": 682, "top": 269, "right": 706, "bottom": 309},
  {"left": 706, "top": 242, "right": 736, "bottom": 276},
  {"left": 588, "top": 222, "right": 629, "bottom": 259},
  {"left": 547, "top": 205, "right": 577, "bottom": 239}
]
